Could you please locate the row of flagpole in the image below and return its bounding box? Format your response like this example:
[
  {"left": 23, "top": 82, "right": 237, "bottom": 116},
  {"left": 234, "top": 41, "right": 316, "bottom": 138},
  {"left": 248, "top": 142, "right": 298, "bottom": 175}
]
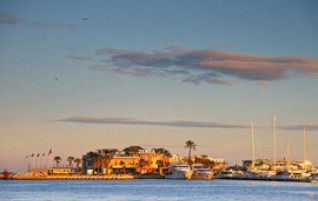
[{"left": 26, "top": 148, "right": 53, "bottom": 168}]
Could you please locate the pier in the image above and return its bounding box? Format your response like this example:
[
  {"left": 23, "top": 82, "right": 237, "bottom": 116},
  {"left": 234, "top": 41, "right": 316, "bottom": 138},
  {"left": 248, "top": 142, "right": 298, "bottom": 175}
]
[{"left": 46, "top": 174, "right": 135, "bottom": 180}]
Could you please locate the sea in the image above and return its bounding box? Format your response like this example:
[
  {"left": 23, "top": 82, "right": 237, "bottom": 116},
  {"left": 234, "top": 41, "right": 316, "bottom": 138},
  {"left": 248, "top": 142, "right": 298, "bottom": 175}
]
[{"left": 0, "top": 179, "right": 317, "bottom": 201}]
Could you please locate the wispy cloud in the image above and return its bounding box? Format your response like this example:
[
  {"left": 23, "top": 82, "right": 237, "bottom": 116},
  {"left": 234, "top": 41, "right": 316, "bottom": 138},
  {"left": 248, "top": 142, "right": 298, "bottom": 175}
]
[
  {"left": 0, "top": 12, "right": 21, "bottom": 24},
  {"left": 279, "top": 125, "right": 318, "bottom": 131},
  {"left": 58, "top": 116, "right": 318, "bottom": 131},
  {"left": 91, "top": 46, "right": 318, "bottom": 85},
  {"left": 24, "top": 21, "right": 47, "bottom": 26},
  {"left": 66, "top": 55, "right": 93, "bottom": 61},
  {"left": 59, "top": 116, "right": 251, "bottom": 129},
  {"left": 0, "top": 11, "right": 76, "bottom": 28},
  {"left": 53, "top": 23, "right": 77, "bottom": 28},
  {"left": 139, "top": 144, "right": 216, "bottom": 148}
]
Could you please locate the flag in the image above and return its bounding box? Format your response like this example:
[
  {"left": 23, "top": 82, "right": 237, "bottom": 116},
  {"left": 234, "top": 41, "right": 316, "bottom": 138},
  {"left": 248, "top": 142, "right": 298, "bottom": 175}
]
[{"left": 48, "top": 148, "right": 52, "bottom": 156}]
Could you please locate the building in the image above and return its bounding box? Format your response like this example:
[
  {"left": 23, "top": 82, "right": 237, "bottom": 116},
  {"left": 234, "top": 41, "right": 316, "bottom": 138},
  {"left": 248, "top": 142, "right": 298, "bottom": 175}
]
[{"left": 82, "top": 146, "right": 172, "bottom": 175}]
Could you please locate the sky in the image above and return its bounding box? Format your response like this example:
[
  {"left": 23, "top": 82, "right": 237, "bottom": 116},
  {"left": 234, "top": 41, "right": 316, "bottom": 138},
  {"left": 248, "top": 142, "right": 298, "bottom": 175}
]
[{"left": 1, "top": 0, "right": 318, "bottom": 172}]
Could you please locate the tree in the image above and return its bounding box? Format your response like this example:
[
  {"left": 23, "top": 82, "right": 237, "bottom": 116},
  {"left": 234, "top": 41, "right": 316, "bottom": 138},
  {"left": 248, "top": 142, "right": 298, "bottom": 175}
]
[
  {"left": 74, "top": 158, "right": 81, "bottom": 173},
  {"left": 54, "top": 156, "right": 61, "bottom": 167},
  {"left": 201, "top": 154, "right": 209, "bottom": 159},
  {"left": 87, "top": 151, "right": 99, "bottom": 159},
  {"left": 93, "top": 155, "right": 103, "bottom": 175},
  {"left": 164, "top": 149, "right": 172, "bottom": 158},
  {"left": 67, "top": 156, "right": 75, "bottom": 168},
  {"left": 101, "top": 155, "right": 112, "bottom": 175},
  {"left": 185, "top": 140, "right": 197, "bottom": 158},
  {"left": 201, "top": 159, "right": 215, "bottom": 169},
  {"left": 186, "top": 158, "right": 193, "bottom": 168},
  {"left": 156, "top": 160, "right": 164, "bottom": 167},
  {"left": 123, "top": 146, "right": 144, "bottom": 155},
  {"left": 152, "top": 148, "right": 172, "bottom": 157}
]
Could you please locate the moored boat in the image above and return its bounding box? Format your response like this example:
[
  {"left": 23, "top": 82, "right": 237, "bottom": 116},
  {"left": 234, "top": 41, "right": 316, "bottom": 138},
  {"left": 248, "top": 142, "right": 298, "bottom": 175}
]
[
  {"left": 191, "top": 164, "right": 213, "bottom": 180},
  {"left": 164, "top": 164, "right": 193, "bottom": 179}
]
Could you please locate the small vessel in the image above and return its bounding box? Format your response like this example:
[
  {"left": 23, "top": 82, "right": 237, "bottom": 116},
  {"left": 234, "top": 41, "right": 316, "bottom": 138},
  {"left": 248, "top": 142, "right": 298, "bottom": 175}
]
[
  {"left": 191, "top": 164, "right": 214, "bottom": 180},
  {"left": 164, "top": 164, "right": 193, "bottom": 179}
]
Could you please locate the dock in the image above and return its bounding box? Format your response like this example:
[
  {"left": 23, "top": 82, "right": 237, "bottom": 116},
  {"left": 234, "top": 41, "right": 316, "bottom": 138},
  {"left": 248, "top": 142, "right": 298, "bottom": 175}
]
[
  {"left": 46, "top": 174, "right": 135, "bottom": 180},
  {"left": 218, "top": 175, "right": 317, "bottom": 183}
]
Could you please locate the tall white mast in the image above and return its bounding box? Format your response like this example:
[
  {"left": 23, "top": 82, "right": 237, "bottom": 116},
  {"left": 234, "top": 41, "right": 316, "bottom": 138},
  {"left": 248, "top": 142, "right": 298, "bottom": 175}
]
[
  {"left": 273, "top": 114, "right": 277, "bottom": 171},
  {"left": 287, "top": 138, "right": 290, "bottom": 162},
  {"left": 251, "top": 122, "right": 255, "bottom": 169},
  {"left": 304, "top": 125, "right": 307, "bottom": 162}
]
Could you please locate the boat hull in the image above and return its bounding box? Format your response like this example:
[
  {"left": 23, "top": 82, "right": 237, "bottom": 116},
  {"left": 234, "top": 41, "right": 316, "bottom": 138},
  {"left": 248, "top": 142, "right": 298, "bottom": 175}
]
[
  {"left": 191, "top": 171, "right": 213, "bottom": 180},
  {"left": 165, "top": 170, "right": 193, "bottom": 179}
]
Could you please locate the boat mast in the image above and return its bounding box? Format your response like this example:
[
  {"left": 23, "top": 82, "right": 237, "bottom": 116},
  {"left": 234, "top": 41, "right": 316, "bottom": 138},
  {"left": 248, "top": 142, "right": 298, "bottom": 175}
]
[
  {"left": 273, "top": 114, "right": 277, "bottom": 171},
  {"left": 287, "top": 138, "right": 290, "bottom": 168},
  {"left": 251, "top": 122, "right": 255, "bottom": 169},
  {"left": 304, "top": 125, "right": 307, "bottom": 162}
]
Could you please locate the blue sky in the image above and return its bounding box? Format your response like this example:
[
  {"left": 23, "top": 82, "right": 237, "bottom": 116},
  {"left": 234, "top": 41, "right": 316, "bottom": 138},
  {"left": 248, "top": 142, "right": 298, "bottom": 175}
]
[{"left": 1, "top": 0, "right": 318, "bottom": 171}]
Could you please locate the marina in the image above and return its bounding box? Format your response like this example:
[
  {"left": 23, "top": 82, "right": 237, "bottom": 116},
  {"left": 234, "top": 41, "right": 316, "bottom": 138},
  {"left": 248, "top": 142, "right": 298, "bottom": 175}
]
[
  {"left": 1, "top": 115, "right": 317, "bottom": 183},
  {"left": 1, "top": 179, "right": 317, "bottom": 201}
]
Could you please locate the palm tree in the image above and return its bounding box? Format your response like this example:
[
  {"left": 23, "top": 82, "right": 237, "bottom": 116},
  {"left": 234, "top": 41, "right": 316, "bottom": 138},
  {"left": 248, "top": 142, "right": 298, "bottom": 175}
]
[
  {"left": 102, "top": 155, "right": 112, "bottom": 175},
  {"left": 152, "top": 148, "right": 172, "bottom": 157},
  {"left": 67, "top": 156, "right": 75, "bottom": 168},
  {"left": 185, "top": 140, "right": 197, "bottom": 158},
  {"left": 54, "top": 156, "right": 61, "bottom": 167},
  {"left": 93, "top": 155, "right": 103, "bottom": 175},
  {"left": 74, "top": 158, "right": 81, "bottom": 173},
  {"left": 163, "top": 149, "right": 172, "bottom": 158}
]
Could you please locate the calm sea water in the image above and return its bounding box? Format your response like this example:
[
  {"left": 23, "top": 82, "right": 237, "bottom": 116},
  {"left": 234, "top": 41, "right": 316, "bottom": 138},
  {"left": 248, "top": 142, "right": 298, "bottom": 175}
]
[{"left": 0, "top": 179, "right": 317, "bottom": 201}]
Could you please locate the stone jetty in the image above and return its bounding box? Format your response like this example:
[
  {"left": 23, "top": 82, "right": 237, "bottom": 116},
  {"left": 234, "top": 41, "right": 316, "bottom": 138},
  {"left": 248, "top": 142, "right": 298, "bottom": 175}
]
[{"left": 8, "top": 173, "right": 139, "bottom": 180}]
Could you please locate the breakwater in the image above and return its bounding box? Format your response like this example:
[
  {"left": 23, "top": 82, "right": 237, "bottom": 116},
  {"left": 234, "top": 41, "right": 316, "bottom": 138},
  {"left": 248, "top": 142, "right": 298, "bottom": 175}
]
[
  {"left": 47, "top": 174, "right": 135, "bottom": 180},
  {"left": 3, "top": 172, "right": 317, "bottom": 183},
  {"left": 5, "top": 172, "right": 160, "bottom": 180}
]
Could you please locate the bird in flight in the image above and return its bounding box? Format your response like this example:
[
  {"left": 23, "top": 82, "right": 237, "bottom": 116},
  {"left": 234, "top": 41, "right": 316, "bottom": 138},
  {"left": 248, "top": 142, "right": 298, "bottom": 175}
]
[
  {"left": 54, "top": 77, "right": 58, "bottom": 81},
  {"left": 82, "top": 18, "right": 88, "bottom": 20}
]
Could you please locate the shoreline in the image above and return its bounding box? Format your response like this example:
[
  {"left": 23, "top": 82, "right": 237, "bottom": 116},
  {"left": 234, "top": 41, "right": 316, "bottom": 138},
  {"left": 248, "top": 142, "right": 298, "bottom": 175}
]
[{"left": 2, "top": 172, "right": 317, "bottom": 183}]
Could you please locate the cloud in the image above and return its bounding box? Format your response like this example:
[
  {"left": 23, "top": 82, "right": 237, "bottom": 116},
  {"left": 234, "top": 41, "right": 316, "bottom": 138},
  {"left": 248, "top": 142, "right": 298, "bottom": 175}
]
[
  {"left": 139, "top": 144, "right": 216, "bottom": 148},
  {"left": 0, "top": 11, "right": 76, "bottom": 28},
  {"left": 58, "top": 116, "right": 318, "bottom": 131},
  {"left": 24, "top": 21, "right": 47, "bottom": 26},
  {"left": 53, "top": 23, "right": 77, "bottom": 28},
  {"left": 66, "top": 55, "right": 93, "bottom": 61},
  {"left": 0, "top": 12, "right": 21, "bottom": 24},
  {"left": 92, "top": 47, "right": 318, "bottom": 85},
  {"left": 59, "top": 116, "right": 254, "bottom": 129},
  {"left": 279, "top": 125, "right": 318, "bottom": 131}
]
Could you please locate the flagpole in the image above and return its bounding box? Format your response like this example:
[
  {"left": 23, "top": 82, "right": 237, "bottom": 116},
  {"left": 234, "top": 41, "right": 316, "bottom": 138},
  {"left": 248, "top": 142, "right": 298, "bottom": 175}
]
[
  {"left": 43, "top": 154, "right": 46, "bottom": 168},
  {"left": 38, "top": 154, "right": 40, "bottom": 168},
  {"left": 28, "top": 157, "right": 30, "bottom": 169},
  {"left": 48, "top": 148, "right": 53, "bottom": 168}
]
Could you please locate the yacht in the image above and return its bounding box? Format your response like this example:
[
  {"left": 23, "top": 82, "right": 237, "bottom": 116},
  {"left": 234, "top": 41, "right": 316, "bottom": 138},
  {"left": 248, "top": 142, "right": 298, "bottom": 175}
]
[
  {"left": 164, "top": 164, "right": 193, "bottom": 179},
  {"left": 191, "top": 164, "right": 214, "bottom": 180}
]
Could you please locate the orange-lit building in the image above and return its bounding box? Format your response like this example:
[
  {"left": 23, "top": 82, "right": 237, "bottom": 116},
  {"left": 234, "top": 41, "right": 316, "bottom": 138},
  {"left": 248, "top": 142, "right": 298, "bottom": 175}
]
[
  {"left": 109, "top": 152, "right": 140, "bottom": 174},
  {"left": 82, "top": 147, "right": 172, "bottom": 175},
  {"left": 138, "top": 150, "right": 170, "bottom": 174}
]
